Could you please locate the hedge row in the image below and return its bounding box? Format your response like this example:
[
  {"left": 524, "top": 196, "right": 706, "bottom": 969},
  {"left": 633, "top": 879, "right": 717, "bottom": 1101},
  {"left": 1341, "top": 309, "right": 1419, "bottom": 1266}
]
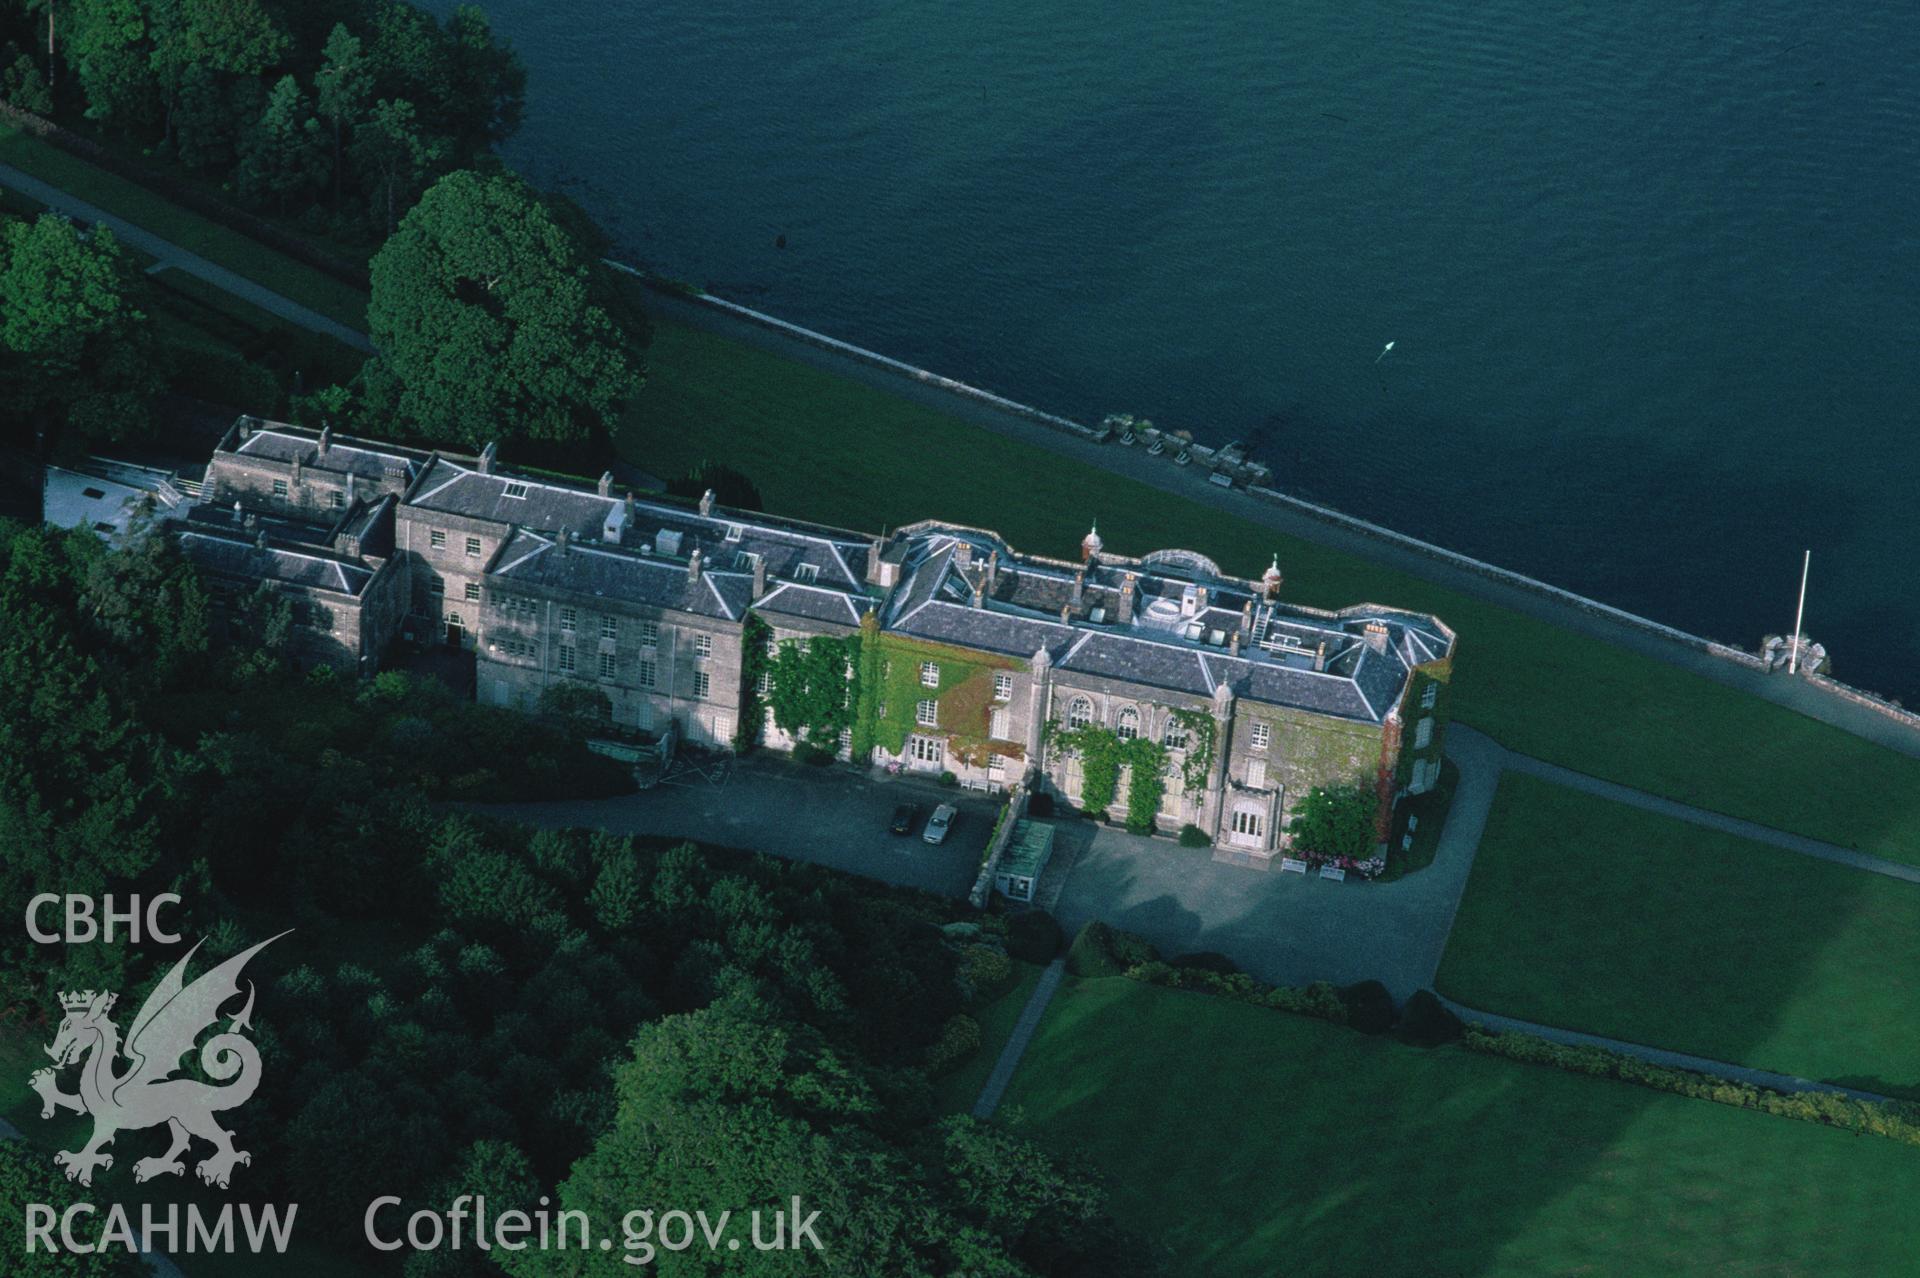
[
  {"left": 1462, "top": 1027, "right": 1920, "bottom": 1146},
  {"left": 1124, "top": 961, "right": 1349, "bottom": 1026}
]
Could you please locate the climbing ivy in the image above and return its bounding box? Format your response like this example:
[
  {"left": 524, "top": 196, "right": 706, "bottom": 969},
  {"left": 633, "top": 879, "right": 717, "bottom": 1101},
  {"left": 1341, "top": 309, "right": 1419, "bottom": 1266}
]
[
  {"left": 1168, "top": 707, "right": 1217, "bottom": 795},
  {"left": 736, "top": 614, "right": 773, "bottom": 751},
  {"left": 1050, "top": 723, "right": 1168, "bottom": 834},
  {"left": 864, "top": 631, "right": 1023, "bottom": 762},
  {"left": 767, "top": 632, "right": 862, "bottom": 748}
]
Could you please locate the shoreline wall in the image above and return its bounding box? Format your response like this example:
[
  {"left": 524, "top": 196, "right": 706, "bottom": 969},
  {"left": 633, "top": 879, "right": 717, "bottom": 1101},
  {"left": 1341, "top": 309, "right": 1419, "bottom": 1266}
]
[{"left": 619, "top": 266, "right": 1920, "bottom": 741}]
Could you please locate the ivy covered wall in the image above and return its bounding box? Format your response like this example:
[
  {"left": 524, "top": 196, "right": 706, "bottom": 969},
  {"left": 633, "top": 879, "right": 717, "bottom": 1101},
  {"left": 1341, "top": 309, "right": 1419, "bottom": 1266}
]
[
  {"left": 859, "top": 630, "right": 1025, "bottom": 766},
  {"left": 739, "top": 612, "right": 863, "bottom": 753}
]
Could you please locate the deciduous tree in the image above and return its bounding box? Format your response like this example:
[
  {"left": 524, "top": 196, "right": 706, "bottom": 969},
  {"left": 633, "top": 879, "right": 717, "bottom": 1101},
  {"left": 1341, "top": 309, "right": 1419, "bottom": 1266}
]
[{"left": 366, "top": 170, "right": 639, "bottom": 447}]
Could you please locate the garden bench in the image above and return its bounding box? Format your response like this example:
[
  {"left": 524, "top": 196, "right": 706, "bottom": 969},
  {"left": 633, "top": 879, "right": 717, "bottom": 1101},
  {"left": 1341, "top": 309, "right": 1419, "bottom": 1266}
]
[
  {"left": 1280, "top": 857, "right": 1309, "bottom": 874},
  {"left": 1319, "top": 866, "right": 1347, "bottom": 882}
]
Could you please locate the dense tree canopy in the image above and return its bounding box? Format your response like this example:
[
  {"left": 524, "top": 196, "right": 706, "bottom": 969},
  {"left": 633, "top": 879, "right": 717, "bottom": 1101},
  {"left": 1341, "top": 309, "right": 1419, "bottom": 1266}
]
[
  {"left": 0, "top": 0, "right": 524, "bottom": 243},
  {"left": 366, "top": 170, "right": 640, "bottom": 447},
  {"left": 0, "top": 214, "right": 163, "bottom": 446}
]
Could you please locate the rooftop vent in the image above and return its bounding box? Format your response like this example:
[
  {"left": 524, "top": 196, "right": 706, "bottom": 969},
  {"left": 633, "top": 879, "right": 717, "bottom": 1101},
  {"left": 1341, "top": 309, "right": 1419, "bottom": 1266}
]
[{"left": 655, "top": 529, "right": 684, "bottom": 557}]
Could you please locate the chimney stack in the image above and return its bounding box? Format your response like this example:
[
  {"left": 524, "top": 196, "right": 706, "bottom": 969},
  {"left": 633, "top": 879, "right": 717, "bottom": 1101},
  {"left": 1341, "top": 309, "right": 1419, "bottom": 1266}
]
[
  {"left": 597, "top": 471, "right": 614, "bottom": 498},
  {"left": 985, "top": 550, "right": 999, "bottom": 597},
  {"left": 971, "top": 577, "right": 985, "bottom": 609},
  {"left": 1363, "top": 621, "right": 1389, "bottom": 654},
  {"left": 1240, "top": 600, "right": 1253, "bottom": 634},
  {"left": 622, "top": 493, "right": 636, "bottom": 543},
  {"left": 1117, "top": 572, "right": 1137, "bottom": 625},
  {"left": 290, "top": 456, "right": 303, "bottom": 488},
  {"left": 478, "top": 442, "right": 497, "bottom": 475},
  {"left": 688, "top": 547, "right": 703, "bottom": 582},
  {"left": 1314, "top": 641, "right": 1327, "bottom": 671},
  {"left": 698, "top": 489, "right": 715, "bottom": 517},
  {"left": 1196, "top": 586, "right": 1210, "bottom": 614},
  {"left": 954, "top": 541, "right": 972, "bottom": 572},
  {"left": 1071, "top": 570, "right": 1084, "bottom": 608},
  {"left": 317, "top": 424, "right": 331, "bottom": 457},
  {"left": 1060, "top": 604, "right": 1072, "bottom": 624},
  {"left": 752, "top": 554, "right": 767, "bottom": 599},
  {"left": 556, "top": 527, "right": 571, "bottom": 555},
  {"left": 1230, "top": 630, "right": 1241, "bottom": 657},
  {"left": 236, "top": 417, "right": 254, "bottom": 443}
]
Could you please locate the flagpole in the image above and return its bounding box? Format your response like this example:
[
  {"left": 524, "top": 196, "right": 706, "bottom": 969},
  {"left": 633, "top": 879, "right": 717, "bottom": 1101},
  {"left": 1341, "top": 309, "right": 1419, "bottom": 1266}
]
[{"left": 1788, "top": 550, "right": 1810, "bottom": 674}]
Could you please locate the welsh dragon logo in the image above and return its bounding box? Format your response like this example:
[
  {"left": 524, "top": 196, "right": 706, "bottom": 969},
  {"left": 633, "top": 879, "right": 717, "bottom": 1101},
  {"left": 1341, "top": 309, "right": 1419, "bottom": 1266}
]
[{"left": 29, "top": 933, "right": 287, "bottom": 1189}]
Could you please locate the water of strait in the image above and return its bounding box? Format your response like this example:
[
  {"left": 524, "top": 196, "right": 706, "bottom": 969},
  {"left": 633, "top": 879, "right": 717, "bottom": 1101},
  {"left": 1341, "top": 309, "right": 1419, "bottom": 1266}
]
[{"left": 429, "top": 1, "right": 1920, "bottom": 699}]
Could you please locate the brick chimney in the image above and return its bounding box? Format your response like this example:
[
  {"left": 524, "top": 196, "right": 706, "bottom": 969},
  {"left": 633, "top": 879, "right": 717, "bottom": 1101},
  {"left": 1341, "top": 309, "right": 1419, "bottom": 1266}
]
[
  {"left": 698, "top": 489, "right": 715, "bottom": 517},
  {"left": 478, "top": 442, "right": 497, "bottom": 475},
  {"left": 1196, "top": 586, "right": 1210, "bottom": 613},
  {"left": 1314, "top": 641, "right": 1327, "bottom": 671},
  {"left": 622, "top": 493, "right": 637, "bottom": 543},
  {"left": 317, "top": 425, "right": 331, "bottom": 458},
  {"left": 688, "top": 547, "right": 703, "bottom": 582},
  {"left": 1117, "top": 572, "right": 1137, "bottom": 625},
  {"left": 954, "top": 541, "right": 973, "bottom": 572},
  {"left": 346, "top": 472, "right": 357, "bottom": 505},
  {"left": 1363, "top": 621, "right": 1389, "bottom": 653},
  {"left": 985, "top": 550, "right": 999, "bottom": 597},
  {"left": 1230, "top": 630, "right": 1241, "bottom": 657},
  {"left": 1071, "top": 570, "right": 1084, "bottom": 609},
  {"left": 597, "top": 471, "right": 613, "bottom": 497},
  {"left": 289, "top": 456, "right": 303, "bottom": 488},
  {"left": 971, "top": 576, "right": 985, "bottom": 608},
  {"left": 752, "top": 554, "right": 767, "bottom": 599},
  {"left": 1240, "top": 600, "right": 1253, "bottom": 634}
]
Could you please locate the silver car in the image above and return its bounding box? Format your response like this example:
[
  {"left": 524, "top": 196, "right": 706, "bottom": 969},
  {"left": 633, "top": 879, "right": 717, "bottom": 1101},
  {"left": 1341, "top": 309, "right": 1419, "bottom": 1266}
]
[{"left": 922, "top": 803, "right": 958, "bottom": 845}]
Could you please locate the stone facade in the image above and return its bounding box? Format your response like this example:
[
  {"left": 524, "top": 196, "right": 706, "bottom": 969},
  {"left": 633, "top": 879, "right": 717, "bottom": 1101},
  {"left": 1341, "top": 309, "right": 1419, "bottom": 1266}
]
[{"left": 182, "top": 417, "right": 1456, "bottom": 854}]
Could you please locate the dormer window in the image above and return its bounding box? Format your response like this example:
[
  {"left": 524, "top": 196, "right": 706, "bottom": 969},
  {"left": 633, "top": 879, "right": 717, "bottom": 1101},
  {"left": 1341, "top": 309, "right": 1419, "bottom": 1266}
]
[
  {"left": 794, "top": 563, "right": 819, "bottom": 584},
  {"left": 503, "top": 482, "right": 528, "bottom": 499},
  {"left": 724, "top": 522, "right": 744, "bottom": 542}
]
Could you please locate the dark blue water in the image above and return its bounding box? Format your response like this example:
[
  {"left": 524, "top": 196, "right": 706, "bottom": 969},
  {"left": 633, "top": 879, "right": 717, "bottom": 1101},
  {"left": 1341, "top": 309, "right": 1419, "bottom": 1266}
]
[{"left": 434, "top": 1, "right": 1920, "bottom": 699}]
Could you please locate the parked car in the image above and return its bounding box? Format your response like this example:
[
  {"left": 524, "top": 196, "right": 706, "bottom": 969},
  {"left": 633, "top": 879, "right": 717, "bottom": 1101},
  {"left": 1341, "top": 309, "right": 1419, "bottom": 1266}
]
[
  {"left": 889, "top": 803, "right": 918, "bottom": 836},
  {"left": 923, "top": 803, "right": 958, "bottom": 845}
]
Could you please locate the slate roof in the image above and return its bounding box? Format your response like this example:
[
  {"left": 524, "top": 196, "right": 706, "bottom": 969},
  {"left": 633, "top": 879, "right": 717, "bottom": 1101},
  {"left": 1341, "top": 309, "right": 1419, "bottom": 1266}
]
[
  {"left": 230, "top": 427, "right": 429, "bottom": 485},
  {"left": 406, "top": 458, "right": 871, "bottom": 595},
  {"left": 177, "top": 529, "right": 376, "bottom": 597},
  {"left": 884, "top": 524, "right": 1453, "bottom": 724}
]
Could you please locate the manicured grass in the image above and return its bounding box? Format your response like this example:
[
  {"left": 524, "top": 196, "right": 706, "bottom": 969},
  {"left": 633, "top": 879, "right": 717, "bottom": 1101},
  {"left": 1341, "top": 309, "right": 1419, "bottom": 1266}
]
[
  {"left": 1436, "top": 773, "right": 1920, "bottom": 1096},
  {"left": 624, "top": 316, "right": 1920, "bottom": 865},
  {"left": 0, "top": 124, "right": 368, "bottom": 330},
  {"left": 1002, "top": 977, "right": 1920, "bottom": 1277},
  {"left": 931, "top": 958, "right": 1045, "bottom": 1113}
]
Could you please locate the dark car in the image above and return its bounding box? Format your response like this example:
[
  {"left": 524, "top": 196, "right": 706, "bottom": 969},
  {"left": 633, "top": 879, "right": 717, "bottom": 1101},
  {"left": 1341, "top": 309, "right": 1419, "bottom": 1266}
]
[{"left": 889, "top": 803, "right": 918, "bottom": 835}]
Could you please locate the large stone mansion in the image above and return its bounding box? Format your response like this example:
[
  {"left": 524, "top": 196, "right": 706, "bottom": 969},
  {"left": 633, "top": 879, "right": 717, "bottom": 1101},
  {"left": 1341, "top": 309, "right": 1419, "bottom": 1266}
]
[{"left": 181, "top": 417, "right": 1455, "bottom": 861}]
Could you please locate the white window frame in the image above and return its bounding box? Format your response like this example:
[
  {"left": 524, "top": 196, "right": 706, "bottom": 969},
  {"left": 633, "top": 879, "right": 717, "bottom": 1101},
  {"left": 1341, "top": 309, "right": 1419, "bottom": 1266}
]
[
  {"left": 694, "top": 633, "right": 713, "bottom": 660},
  {"left": 794, "top": 563, "right": 819, "bottom": 584},
  {"left": 1231, "top": 807, "right": 1264, "bottom": 844},
  {"left": 503, "top": 481, "right": 528, "bottom": 500},
  {"left": 990, "top": 707, "right": 1011, "bottom": 740},
  {"left": 465, "top": 536, "right": 482, "bottom": 558},
  {"left": 916, "top": 699, "right": 939, "bottom": 728},
  {"left": 639, "top": 620, "right": 659, "bottom": 647},
  {"left": 920, "top": 661, "right": 940, "bottom": 688},
  {"left": 429, "top": 529, "right": 447, "bottom": 549},
  {"left": 598, "top": 650, "right": 617, "bottom": 679},
  {"left": 693, "top": 670, "right": 711, "bottom": 699},
  {"left": 993, "top": 671, "right": 1013, "bottom": 701},
  {"left": 1414, "top": 717, "right": 1434, "bottom": 750},
  {"left": 463, "top": 581, "right": 480, "bottom": 602},
  {"left": 1250, "top": 721, "right": 1271, "bottom": 751},
  {"left": 1421, "top": 683, "right": 1439, "bottom": 710},
  {"left": 559, "top": 607, "right": 576, "bottom": 633},
  {"left": 909, "top": 736, "right": 944, "bottom": 765},
  {"left": 1067, "top": 698, "right": 1092, "bottom": 730},
  {"left": 1116, "top": 707, "right": 1140, "bottom": 740},
  {"left": 601, "top": 615, "right": 618, "bottom": 640},
  {"left": 557, "top": 643, "right": 575, "bottom": 673}
]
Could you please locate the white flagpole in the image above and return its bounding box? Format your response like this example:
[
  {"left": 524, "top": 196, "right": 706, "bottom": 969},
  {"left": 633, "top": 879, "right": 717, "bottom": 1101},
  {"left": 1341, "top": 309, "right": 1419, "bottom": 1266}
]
[{"left": 1789, "top": 550, "right": 1810, "bottom": 674}]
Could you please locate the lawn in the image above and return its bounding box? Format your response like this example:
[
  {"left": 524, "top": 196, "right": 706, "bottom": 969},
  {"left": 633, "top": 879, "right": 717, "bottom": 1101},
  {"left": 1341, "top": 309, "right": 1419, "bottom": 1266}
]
[
  {"left": 931, "top": 958, "right": 1045, "bottom": 1113},
  {"left": 0, "top": 123, "right": 369, "bottom": 331},
  {"left": 1001, "top": 977, "right": 1920, "bottom": 1277},
  {"left": 624, "top": 316, "right": 1920, "bottom": 866},
  {"left": 1436, "top": 773, "right": 1920, "bottom": 1096}
]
